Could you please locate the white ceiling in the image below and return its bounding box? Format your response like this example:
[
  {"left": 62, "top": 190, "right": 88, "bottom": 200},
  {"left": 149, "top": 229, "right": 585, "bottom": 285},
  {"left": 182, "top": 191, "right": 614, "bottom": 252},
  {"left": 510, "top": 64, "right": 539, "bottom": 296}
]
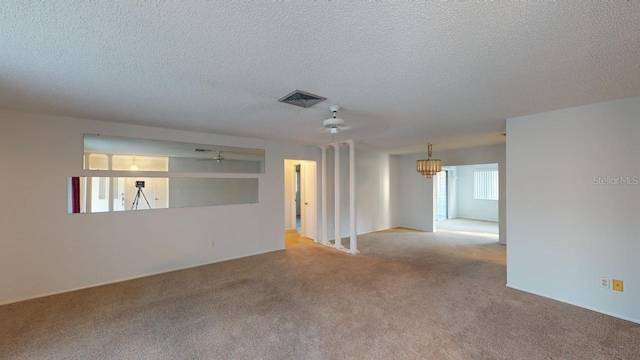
[{"left": 2, "top": 2, "right": 639, "bottom": 153}]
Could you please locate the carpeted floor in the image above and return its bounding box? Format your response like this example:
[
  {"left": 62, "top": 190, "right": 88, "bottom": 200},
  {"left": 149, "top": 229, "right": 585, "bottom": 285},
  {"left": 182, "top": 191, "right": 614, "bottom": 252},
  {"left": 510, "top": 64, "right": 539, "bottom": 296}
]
[
  {"left": 436, "top": 218, "right": 499, "bottom": 235},
  {"left": 1, "top": 228, "right": 638, "bottom": 359}
]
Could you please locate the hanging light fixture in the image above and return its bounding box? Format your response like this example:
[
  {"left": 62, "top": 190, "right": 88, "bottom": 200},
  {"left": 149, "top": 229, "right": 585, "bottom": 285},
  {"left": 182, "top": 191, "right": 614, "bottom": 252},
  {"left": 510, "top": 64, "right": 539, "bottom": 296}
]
[
  {"left": 323, "top": 106, "right": 349, "bottom": 143},
  {"left": 129, "top": 157, "right": 139, "bottom": 171},
  {"left": 416, "top": 143, "right": 442, "bottom": 179}
]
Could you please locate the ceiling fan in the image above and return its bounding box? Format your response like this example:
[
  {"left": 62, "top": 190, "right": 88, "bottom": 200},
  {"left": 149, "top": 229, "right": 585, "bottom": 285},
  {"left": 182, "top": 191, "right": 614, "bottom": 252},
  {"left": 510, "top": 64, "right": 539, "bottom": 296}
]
[
  {"left": 195, "top": 151, "right": 225, "bottom": 162},
  {"left": 213, "top": 151, "right": 225, "bottom": 162},
  {"left": 323, "top": 106, "right": 350, "bottom": 134}
]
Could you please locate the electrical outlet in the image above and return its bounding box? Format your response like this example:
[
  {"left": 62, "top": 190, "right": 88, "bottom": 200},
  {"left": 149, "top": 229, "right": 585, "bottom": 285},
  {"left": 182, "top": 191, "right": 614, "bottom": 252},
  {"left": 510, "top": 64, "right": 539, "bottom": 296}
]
[
  {"left": 600, "top": 277, "right": 610, "bottom": 289},
  {"left": 210, "top": 241, "right": 215, "bottom": 248},
  {"left": 612, "top": 279, "right": 624, "bottom": 292}
]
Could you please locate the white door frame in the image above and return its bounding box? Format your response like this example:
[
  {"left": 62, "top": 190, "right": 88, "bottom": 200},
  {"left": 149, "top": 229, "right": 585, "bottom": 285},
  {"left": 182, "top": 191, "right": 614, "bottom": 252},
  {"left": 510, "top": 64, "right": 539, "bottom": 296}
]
[
  {"left": 285, "top": 159, "right": 317, "bottom": 241},
  {"left": 301, "top": 161, "right": 317, "bottom": 240}
]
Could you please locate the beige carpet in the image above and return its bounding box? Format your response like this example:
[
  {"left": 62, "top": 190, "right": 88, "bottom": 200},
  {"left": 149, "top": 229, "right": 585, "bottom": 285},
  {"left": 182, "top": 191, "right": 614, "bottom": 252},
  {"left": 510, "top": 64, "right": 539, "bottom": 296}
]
[{"left": 1, "top": 228, "right": 638, "bottom": 359}]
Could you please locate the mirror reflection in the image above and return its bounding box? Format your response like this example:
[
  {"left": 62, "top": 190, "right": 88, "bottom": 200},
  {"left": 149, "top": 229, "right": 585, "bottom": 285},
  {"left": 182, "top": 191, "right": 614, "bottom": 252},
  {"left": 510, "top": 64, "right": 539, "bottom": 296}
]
[
  {"left": 83, "top": 134, "right": 265, "bottom": 174},
  {"left": 68, "top": 177, "right": 258, "bottom": 213}
]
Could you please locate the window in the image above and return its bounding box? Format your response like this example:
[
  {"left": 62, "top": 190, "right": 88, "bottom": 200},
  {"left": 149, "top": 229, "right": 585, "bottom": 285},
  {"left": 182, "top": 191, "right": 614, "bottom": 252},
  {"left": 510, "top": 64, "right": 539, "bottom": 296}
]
[
  {"left": 98, "top": 177, "right": 107, "bottom": 200},
  {"left": 474, "top": 169, "right": 499, "bottom": 200}
]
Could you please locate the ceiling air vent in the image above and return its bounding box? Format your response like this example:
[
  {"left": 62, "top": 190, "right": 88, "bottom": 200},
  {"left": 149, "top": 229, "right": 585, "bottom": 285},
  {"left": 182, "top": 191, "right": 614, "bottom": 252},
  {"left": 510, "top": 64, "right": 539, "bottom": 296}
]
[
  {"left": 193, "top": 148, "right": 212, "bottom": 152},
  {"left": 278, "top": 90, "right": 327, "bottom": 108}
]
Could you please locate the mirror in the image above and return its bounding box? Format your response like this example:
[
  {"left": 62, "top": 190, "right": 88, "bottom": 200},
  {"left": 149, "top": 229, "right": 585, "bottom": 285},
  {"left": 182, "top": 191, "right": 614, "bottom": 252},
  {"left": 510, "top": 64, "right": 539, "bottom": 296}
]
[
  {"left": 68, "top": 177, "right": 258, "bottom": 213},
  {"left": 83, "top": 134, "right": 265, "bottom": 174}
]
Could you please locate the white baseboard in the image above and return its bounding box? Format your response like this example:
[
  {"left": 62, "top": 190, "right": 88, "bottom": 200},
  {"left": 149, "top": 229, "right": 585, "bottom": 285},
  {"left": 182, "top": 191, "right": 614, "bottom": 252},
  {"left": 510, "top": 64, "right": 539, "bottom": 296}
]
[
  {"left": 394, "top": 226, "right": 433, "bottom": 232},
  {"left": 506, "top": 284, "right": 640, "bottom": 325}
]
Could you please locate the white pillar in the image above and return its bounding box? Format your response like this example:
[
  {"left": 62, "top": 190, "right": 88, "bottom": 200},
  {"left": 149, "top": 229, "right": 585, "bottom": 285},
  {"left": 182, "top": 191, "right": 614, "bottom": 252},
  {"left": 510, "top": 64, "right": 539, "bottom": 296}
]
[
  {"left": 334, "top": 144, "right": 343, "bottom": 249},
  {"left": 108, "top": 154, "right": 114, "bottom": 212},
  {"left": 320, "top": 146, "right": 329, "bottom": 245},
  {"left": 348, "top": 140, "right": 359, "bottom": 254}
]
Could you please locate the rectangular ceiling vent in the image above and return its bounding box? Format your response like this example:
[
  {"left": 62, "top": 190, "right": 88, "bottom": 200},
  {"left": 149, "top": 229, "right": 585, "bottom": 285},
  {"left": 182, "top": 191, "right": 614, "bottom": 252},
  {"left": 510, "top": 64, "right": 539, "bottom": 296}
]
[{"left": 278, "top": 90, "right": 327, "bottom": 108}]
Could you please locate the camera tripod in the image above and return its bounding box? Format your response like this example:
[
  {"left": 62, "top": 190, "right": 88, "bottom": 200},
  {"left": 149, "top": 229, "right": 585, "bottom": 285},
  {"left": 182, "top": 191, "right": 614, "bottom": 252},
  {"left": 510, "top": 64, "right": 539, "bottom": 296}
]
[{"left": 131, "top": 187, "right": 152, "bottom": 210}]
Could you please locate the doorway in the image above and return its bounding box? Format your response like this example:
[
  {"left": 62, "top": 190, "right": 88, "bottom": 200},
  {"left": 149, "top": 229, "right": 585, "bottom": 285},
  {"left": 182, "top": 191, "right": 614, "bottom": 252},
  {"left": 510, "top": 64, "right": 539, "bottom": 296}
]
[
  {"left": 435, "top": 164, "right": 499, "bottom": 239},
  {"left": 284, "top": 159, "right": 317, "bottom": 242}
]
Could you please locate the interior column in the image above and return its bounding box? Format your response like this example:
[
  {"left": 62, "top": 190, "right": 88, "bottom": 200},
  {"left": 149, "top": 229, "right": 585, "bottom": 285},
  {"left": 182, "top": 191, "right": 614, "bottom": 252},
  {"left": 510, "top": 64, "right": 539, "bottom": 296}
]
[
  {"left": 320, "top": 146, "right": 329, "bottom": 245},
  {"left": 108, "top": 154, "right": 114, "bottom": 212},
  {"left": 334, "top": 143, "right": 343, "bottom": 249},
  {"left": 348, "top": 140, "right": 359, "bottom": 254}
]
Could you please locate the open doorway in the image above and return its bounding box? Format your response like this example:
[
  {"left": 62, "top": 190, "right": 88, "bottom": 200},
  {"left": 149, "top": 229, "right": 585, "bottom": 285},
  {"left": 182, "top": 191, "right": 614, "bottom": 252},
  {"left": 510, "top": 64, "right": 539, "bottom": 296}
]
[
  {"left": 295, "top": 165, "right": 301, "bottom": 231},
  {"left": 435, "top": 164, "right": 499, "bottom": 239},
  {"left": 284, "top": 159, "right": 317, "bottom": 243}
]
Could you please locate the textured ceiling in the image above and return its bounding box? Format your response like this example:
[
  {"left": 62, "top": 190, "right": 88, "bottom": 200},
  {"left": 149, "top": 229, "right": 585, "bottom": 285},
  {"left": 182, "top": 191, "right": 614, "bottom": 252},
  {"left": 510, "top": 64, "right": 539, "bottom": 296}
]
[{"left": 1, "top": 2, "right": 639, "bottom": 153}]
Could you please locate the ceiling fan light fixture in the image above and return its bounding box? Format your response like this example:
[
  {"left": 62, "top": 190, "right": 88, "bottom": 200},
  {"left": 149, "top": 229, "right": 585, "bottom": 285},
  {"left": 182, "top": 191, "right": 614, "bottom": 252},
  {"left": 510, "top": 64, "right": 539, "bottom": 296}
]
[
  {"left": 213, "top": 151, "right": 224, "bottom": 163},
  {"left": 323, "top": 105, "right": 348, "bottom": 133},
  {"left": 322, "top": 105, "right": 350, "bottom": 142},
  {"left": 323, "top": 117, "right": 346, "bottom": 129}
]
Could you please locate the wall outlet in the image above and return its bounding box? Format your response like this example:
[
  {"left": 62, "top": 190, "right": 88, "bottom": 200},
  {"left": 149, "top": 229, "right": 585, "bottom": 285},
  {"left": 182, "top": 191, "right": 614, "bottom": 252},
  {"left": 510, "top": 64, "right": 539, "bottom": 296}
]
[
  {"left": 600, "top": 277, "right": 610, "bottom": 289},
  {"left": 210, "top": 241, "right": 215, "bottom": 248},
  {"left": 612, "top": 279, "right": 624, "bottom": 292}
]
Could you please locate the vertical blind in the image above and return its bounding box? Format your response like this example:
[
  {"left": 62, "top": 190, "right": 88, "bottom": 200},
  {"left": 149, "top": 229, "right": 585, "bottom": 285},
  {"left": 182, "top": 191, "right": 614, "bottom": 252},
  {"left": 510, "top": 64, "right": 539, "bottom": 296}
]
[{"left": 474, "top": 170, "right": 499, "bottom": 200}]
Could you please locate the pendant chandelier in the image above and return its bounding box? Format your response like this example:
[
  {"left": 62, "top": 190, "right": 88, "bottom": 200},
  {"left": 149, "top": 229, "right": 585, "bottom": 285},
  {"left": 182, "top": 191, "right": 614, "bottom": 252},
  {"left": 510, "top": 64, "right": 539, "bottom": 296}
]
[
  {"left": 416, "top": 143, "right": 442, "bottom": 179},
  {"left": 129, "top": 157, "right": 139, "bottom": 171}
]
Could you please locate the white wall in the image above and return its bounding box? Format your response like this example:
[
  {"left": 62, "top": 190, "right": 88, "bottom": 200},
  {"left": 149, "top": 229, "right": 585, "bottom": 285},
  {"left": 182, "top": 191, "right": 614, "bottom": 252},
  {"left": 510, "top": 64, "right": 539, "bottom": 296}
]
[
  {"left": 507, "top": 96, "right": 640, "bottom": 324},
  {"left": 398, "top": 153, "right": 436, "bottom": 232},
  {"left": 168, "top": 157, "right": 261, "bottom": 173},
  {"left": 168, "top": 178, "right": 258, "bottom": 208},
  {"left": 389, "top": 155, "right": 400, "bottom": 228},
  {"left": 0, "top": 109, "right": 318, "bottom": 305},
  {"left": 284, "top": 160, "right": 295, "bottom": 230},
  {"left": 455, "top": 164, "right": 499, "bottom": 222},
  {"left": 323, "top": 145, "right": 397, "bottom": 240},
  {"left": 397, "top": 144, "right": 506, "bottom": 243}
]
